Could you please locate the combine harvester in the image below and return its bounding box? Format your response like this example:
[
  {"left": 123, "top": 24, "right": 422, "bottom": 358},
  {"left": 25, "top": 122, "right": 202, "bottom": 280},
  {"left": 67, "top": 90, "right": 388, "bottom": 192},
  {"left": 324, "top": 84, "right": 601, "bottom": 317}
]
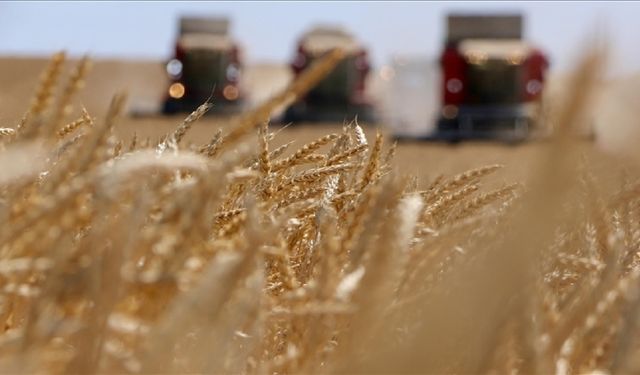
[
  {"left": 160, "top": 16, "right": 246, "bottom": 115},
  {"left": 398, "top": 14, "right": 550, "bottom": 142},
  {"left": 281, "top": 26, "right": 377, "bottom": 124}
]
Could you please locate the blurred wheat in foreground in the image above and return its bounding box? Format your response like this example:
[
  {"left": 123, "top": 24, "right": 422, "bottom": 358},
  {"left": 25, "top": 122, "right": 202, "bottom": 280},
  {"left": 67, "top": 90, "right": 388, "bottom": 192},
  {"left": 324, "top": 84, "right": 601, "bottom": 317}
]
[{"left": 0, "top": 50, "right": 639, "bottom": 375}]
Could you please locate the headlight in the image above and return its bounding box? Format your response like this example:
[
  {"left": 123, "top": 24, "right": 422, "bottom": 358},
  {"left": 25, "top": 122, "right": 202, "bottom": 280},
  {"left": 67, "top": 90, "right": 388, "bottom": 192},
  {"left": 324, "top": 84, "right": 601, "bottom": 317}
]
[
  {"left": 526, "top": 79, "right": 542, "bottom": 95},
  {"left": 223, "top": 85, "right": 239, "bottom": 101},
  {"left": 442, "top": 105, "right": 459, "bottom": 119},
  {"left": 168, "top": 83, "right": 185, "bottom": 99},
  {"left": 166, "top": 59, "right": 182, "bottom": 78},
  {"left": 446, "top": 78, "right": 463, "bottom": 94},
  {"left": 465, "top": 52, "right": 488, "bottom": 65},
  {"left": 507, "top": 54, "right": 525, "bottom": 65},
  {"left": 226, "top": 64, "right": 240, "bottom": 82}
]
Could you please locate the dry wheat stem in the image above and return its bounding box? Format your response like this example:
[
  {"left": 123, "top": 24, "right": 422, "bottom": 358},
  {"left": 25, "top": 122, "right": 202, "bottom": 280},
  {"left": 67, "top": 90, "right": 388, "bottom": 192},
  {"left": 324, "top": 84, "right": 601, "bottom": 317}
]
[{"left": 0, "top": 48, "right": 635, "bottom": 375}]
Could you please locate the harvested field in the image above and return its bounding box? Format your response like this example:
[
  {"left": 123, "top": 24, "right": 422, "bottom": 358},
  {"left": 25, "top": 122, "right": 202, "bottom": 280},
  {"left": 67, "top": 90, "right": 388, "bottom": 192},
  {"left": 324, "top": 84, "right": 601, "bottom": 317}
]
[
  {"left": 0, "top": 56, "right": 623, "bottom": 184},
  {"left": 1, "top": 51, "right": 640, "bottom": 374}
]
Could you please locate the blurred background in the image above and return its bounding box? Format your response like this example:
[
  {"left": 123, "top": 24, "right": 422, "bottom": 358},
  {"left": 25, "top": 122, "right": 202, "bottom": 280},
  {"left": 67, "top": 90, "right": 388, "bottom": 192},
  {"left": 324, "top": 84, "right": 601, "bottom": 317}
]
[
  {"left": 1, "top": 2, "right": 639, "bottom": 149},
  {"left": 2, "top": 2, "right": 639, "bottom": 72}
]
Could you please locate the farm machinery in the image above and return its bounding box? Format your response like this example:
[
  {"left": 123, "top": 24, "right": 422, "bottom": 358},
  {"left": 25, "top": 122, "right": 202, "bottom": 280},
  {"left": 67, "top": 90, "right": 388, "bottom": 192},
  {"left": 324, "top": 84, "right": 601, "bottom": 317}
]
[
  {"left": 430, "top": 14, "right": 549, "bottom": 142},
  {"left": 161, "top": 16, "right": 245, "bottom": 115},
  {"left": 282, "top": 26, "right": 376, "bottom": 124}
]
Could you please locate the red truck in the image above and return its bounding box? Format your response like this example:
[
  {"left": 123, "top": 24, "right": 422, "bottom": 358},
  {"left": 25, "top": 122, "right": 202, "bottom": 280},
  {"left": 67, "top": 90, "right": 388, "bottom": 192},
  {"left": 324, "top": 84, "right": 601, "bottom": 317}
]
[{"left": 435, "top": 14, "right": 549, "bottom": 141}]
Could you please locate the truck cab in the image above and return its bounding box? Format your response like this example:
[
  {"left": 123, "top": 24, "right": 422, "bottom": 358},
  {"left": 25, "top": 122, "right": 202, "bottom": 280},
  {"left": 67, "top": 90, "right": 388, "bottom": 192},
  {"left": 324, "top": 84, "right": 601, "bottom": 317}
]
[
  {"left": 282, "top": 26, "right": 376, "bottom": 124},
  {"left": 437, "top": 14, "right": 549, "bottom": 141},
  {"left": 162, "top": 17, "right": 245, "bottom": 114}
]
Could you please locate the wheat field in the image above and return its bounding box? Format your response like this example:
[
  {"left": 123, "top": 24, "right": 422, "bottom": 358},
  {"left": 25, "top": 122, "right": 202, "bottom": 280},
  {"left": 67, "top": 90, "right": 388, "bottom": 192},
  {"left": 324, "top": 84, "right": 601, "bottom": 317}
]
[{"left": 0, "top": 48, "right": 638, "bottom": 375}]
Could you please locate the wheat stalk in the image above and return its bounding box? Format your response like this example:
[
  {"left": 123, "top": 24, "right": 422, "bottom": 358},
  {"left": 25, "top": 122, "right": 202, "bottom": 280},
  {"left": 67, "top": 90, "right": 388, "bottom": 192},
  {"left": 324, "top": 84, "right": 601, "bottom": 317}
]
[
  {"left": 51, "top": 55, "right": 91, "bottom": 134},
  {"left": 0, "top": 48, "right": 636, "bottom": 375},
  {"left": 272, "top": 133, "right": 339, "bottom": 171}
]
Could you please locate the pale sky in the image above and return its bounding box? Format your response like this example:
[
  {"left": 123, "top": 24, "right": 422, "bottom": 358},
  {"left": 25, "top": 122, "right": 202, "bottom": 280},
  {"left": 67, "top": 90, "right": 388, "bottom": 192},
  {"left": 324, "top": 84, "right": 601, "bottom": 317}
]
[{"left": 1, "top": 1, "right": 639, "bottom": 74}]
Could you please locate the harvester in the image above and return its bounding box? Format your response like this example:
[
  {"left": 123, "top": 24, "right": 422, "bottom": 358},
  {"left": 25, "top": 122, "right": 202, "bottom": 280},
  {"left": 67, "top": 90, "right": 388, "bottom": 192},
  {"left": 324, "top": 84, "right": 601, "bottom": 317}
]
[
  {"left": 161, "top": 16, "right": 245, "bottom": 114},
  {"left": 282, "top": 26, "right": 376, "bottom": 124},
  {"left": 432, "top": 14, "right": 549, "bottom": 142}
]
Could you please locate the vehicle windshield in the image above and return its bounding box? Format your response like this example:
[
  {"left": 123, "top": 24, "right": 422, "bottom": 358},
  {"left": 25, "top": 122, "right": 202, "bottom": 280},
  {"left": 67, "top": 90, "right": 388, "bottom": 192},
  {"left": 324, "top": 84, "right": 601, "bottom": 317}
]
[{"left": 465, "top": 59, "right": 521, "bottom": 105}]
